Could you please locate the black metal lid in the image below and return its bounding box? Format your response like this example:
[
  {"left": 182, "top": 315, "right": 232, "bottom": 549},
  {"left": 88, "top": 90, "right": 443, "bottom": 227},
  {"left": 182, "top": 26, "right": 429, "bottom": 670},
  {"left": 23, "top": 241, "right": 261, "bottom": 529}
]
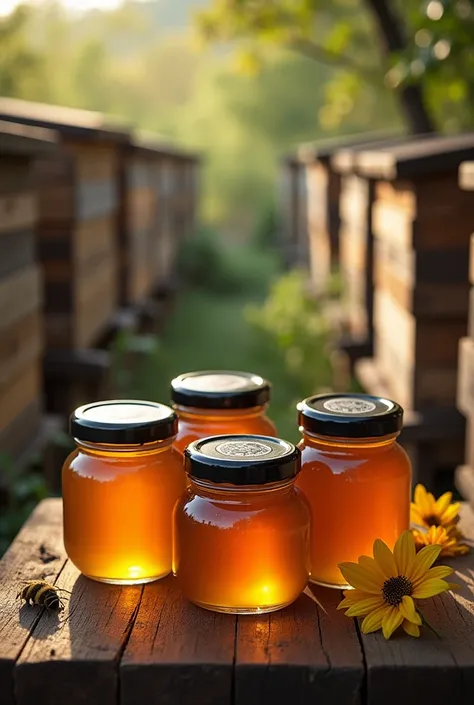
[
  {"left": 171, "top": 371, "right": 271, "bottom": 410},
  {"left": 298, "top": 393, "right": 403, "bottom": 438},
  {"left": 184, "top": 434, "right": 300, "bottom": 485},
  {"left": 70, "top": 400, "right": 178, "bottom": 445}
]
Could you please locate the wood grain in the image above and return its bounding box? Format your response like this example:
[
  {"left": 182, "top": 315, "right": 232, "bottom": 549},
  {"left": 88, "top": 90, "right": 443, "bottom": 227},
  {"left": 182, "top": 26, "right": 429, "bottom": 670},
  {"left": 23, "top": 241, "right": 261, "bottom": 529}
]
[
  {"left": 0, "top": 499, "right": 67, "bottom": 705},
  {"left": 0, "top": 362, "right": 41, "bottom": 432},
  {"left": 0, "top": 192, "right": 36, "bottom": 234},
  {"left": 235, "top": 586, "right": 363, "bottom": 705},
  {"left": 0, "top": 310, "right": 43, "bottom": 388},
  {"left": 16, "top": 559, "right": 143, "bottom": 705},
  {"left": 121, "top": 576, "right": 236, "bottom": 705}
]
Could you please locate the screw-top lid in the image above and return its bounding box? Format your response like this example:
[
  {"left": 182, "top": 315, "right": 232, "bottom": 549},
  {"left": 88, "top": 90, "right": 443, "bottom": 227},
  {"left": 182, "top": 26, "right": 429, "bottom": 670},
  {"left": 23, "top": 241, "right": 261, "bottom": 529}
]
[
  {"left": 184, "top": 434, "right": 300, "bottom": 485},
  {"left": 70, "top": 400, "right": 178, "bottom": 445},
  {"left": 298, "top": 393, "right": 403, "bottom": 438},
  {"left": 171, "top": 370, "right": 271, "bottom": 410}
]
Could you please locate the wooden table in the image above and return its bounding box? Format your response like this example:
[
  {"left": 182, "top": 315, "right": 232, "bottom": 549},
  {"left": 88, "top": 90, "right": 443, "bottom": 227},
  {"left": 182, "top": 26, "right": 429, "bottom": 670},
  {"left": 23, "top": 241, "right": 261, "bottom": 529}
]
[{"left": 1, "top": 499, "right": 474, "bottom": 705}]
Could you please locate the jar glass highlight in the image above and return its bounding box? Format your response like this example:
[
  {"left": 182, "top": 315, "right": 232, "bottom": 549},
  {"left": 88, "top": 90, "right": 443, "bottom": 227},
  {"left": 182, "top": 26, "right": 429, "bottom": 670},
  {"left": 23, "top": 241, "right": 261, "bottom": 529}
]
[
  {"left": 173, "top": 435, "right": 310, "bottom": 613},
  {"left": 171, "top": 371, "right": 277, "bottom": 454},
  {"left": 296, "top": 394, "right": 411, "bottom": 589},
  {"left": 62, "top": 400, "right": 186, "bottom": 585}
]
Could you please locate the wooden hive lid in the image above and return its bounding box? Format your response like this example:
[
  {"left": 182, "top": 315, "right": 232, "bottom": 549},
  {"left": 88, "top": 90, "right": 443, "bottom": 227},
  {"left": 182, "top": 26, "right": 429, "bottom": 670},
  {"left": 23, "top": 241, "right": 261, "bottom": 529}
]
[
  {"left": 297, "top": 130, "right": 398, "bottom": 165},
  {"left": 356, "top": 132, "right": 474, "bottom": 180},
  {"left": 0, "top": 97, "right": 131, "bottom": 144},
  {"left": 459, "top": 160, "right": 474, "bottom": 190},
  {"left": 0, "top": 119, "right": 58, "bottom": 156},
  {"left": 331, "top": 132, "right": 422, "bottom": 174}
]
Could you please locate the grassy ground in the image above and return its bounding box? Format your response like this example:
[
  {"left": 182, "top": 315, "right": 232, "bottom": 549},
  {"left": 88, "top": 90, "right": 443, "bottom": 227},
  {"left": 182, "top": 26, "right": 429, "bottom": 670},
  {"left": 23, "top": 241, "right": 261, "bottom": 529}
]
[{"left": 112, "top": 245, "right": 311, "bottom": 443}]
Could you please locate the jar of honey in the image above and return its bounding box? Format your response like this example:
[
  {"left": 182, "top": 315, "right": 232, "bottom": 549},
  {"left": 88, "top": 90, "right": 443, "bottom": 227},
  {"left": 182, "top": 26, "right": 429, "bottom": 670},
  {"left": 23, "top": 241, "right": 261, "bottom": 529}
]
[
  {"left": 171, "top": 371, "right": 277, "bottom": 454},
  {"left": 173, "top": 435, "right": 310, "bottom": 613},
  {"left": 296, "top": 393, "right": 411, "bottom": 589},
  {"left": 62, "top": 400, "right": 186, "bottom": 585}
]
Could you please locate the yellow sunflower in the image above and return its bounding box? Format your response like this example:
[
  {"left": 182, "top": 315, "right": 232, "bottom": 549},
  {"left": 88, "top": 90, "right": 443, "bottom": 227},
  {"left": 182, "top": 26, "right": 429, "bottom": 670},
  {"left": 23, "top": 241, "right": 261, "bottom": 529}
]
[
  {"left": 412, "top": 524, "right": 470, "bottom": 557},
  {"left": 337, "top": 531, "right": 455, "bottom": 639},
  {"left": 410, "top": 484, "right": 460, "bottom": 530}
]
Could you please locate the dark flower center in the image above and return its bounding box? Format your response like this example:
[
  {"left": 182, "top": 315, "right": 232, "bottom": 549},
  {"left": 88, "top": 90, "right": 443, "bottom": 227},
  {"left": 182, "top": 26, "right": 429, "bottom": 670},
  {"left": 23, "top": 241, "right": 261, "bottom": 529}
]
[
  {"left": 424, "top": 514, "right": 440, "bottom": 527},
  {"left": 382, "top": 575, "right": 413, "bottom": 606}
]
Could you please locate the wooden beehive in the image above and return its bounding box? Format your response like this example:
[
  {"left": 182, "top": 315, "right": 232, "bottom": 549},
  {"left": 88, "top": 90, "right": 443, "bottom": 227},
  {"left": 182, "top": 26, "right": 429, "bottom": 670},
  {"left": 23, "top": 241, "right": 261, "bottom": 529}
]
[
  {"left": 0, "top": 98, "right": 130, "bottom": 352},
  {"left": 279, "top": 154, "right": 308, "bottom": 269},
  {"left": 0, "top": 120, "right": 57, "bottom": 460},
  {"left": 354, "top": 134, "right": 474, "bottom": 488},
  {"left": 455, "top": 161, "right": 474, "bottom": 505}
]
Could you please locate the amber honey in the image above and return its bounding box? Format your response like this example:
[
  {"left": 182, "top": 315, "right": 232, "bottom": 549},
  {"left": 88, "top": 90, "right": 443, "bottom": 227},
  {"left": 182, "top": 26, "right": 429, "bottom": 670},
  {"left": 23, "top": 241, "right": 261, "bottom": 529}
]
[
  {"left": 171, "top": 371, "right": 277, "bottom": 454},
  {"left": 173, "top": 435, "right": 310, "bottom": 613},
  {"left": 62, "top": 400, "right": 186, "bottom": 584},
  {"left": 296, "top": 394, "right": 411, "bottom": 588}
]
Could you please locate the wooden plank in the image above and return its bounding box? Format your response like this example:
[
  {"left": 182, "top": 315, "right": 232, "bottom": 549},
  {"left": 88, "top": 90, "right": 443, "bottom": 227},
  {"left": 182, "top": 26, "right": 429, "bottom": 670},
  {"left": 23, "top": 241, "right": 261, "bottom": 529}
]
[
  {"left": 235, "top": 586, "right": 363, "bottom": 705},
  {"left": 0, "top": 119, "right": 57, "bottom": 157},
  {"left": 121, "top": 576, "right": 235, "bottom": 705},
  {"left": 0, "top": 229, "right": 36, "bottom": 278},
  {"left": 0, "top": 310, "right": 43, "bottom": 388},
  {"left": 76, "top": 180, "right": 117, "bottom": 221},
  {"left": 0, "top": 192, "right": 37, "bottom": 234},
  {"left": 457, "top": 337, "right": 474, "bottom": 418},
  {"left": 0, "top": 499, "right": 67, "bottom": 705},
  {"left": 0, "top": 362, "right": 41, "bottom": 432},
  {"left": 69, "top": 142, "right": 118, "bottom": 182},
  {"left": 37, "top": 184, "right": 75, "bottom": 222},
  {"left": 360, "top": 504, "right": 474, "bottom": 705},
  {"left": 0, "top": 397, "right": 42, "bottom": 460},
  {"left": 0, "top": 266, "right": 42, "bottom": 335},
  {"left": 0, "top": 157, "right": 31, "bottom": 194},
  {"left": 16, "top": 558, "right": 143, "bottom": 705},
  {"left": 73, "top": 214, "right": 116, "bottom": 266}
]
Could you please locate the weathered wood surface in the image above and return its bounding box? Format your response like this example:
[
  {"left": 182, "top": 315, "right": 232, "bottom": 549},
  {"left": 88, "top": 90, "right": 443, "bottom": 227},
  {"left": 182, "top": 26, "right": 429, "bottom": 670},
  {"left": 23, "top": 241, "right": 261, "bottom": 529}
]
[{"left": 1, "top": 499, "right": 474, "bottom": 705}]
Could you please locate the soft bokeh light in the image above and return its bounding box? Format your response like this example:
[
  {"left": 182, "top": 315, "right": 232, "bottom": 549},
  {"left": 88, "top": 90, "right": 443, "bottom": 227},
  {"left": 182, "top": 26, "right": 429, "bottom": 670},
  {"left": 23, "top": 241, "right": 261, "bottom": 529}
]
[
  {"left": 433, "top": 39, "right": 451, "bottom": 60},
  {"left": 415, "top": 29, "right": 432, "bottom": 48},
  {"left": 426, "top": 0, "right": 444, "bottom": 21}
]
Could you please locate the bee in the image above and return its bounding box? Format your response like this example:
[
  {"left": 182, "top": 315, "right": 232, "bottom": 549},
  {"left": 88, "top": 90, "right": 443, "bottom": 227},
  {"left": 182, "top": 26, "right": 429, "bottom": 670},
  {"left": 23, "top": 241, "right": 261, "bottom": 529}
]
[{"left": 17, "top": 580, "right": 69, "bottom": 612}]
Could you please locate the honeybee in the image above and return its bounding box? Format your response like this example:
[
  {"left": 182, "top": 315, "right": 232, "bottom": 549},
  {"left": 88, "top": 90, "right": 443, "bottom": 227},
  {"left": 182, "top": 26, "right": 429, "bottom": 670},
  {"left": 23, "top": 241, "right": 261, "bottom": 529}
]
[{"left": 17, "top": 580, "right": 69, "bottom": 612}]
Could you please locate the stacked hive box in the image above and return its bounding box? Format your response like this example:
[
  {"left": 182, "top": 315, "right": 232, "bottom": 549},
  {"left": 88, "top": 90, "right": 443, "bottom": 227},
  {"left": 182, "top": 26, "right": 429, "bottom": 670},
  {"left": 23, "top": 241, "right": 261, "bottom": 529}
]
[
  {"left": 298, "top": 133, "right": 393, "bottom": 298},
  {"left": 455, "top": 161, "right": 474, "bottom": 504},
  {"left": 355, "top": 134, "right": 474, "bottom": 489},
  {"left": 0, "top": 120, "right": 57, "bottom": 460},
  {"left": 0, "top": 98, "right": 130, "bottom": 415},
  {"left": 279, "top": 154, "right": 308, "bottom": 269}
]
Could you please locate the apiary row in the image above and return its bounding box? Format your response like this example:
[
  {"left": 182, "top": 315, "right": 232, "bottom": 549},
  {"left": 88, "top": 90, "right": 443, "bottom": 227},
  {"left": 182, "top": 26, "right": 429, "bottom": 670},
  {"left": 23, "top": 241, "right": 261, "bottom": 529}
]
[
  {"left": 0, "top": 99, "right": 199, "bottom": 472},
  {"left": 283, "top": 131, "right": 474, "bottom": 492}
]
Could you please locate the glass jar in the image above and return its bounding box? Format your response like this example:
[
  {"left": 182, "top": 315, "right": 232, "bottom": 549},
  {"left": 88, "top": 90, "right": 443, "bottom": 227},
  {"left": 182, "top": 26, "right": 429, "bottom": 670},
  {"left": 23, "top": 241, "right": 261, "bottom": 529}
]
[
  {"left": 62, "top": 400, "right": 186, "bottom": 584},
  {"left": 296, "top": 393, "right": 411, "bottom": 589},
  {"left": 171, "top": 370, "right": 277, "bottom": 454},
  {"left": 173, "top": 435, "right": 310, "bottom": 614}
]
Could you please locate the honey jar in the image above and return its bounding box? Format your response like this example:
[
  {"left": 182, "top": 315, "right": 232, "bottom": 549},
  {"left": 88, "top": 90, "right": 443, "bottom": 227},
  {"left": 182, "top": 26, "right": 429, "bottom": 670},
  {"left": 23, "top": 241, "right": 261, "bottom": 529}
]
[
  {"left": 296, "top": 393, "right": 411, "bottom": 588},
  {"left": 171, "top": 370, "right": 277, "bottom": 454},
  {"left": 62, "top": 400, "right": 186, "bottom": 584},
  {"left": 173, "top": 434, "right": 310, "bottom": 613}
]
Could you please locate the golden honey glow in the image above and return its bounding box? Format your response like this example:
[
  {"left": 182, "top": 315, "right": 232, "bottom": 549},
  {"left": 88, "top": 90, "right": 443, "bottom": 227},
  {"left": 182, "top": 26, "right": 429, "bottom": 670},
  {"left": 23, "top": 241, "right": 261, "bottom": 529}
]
[
  {"left": 62, "top": 443, "right": 186, "bottom": 584},
  {"left": 173, "top": 481, "right": 310, "bottom": 613},
  {"left": 337, "top": 531, "right": 456, "bottom": 639},
  {"left": 173, "top": 407, "right": 277, "bottom": 454},
  {"left": 296, "top": 433, "right": 411, "bottom": 587}
]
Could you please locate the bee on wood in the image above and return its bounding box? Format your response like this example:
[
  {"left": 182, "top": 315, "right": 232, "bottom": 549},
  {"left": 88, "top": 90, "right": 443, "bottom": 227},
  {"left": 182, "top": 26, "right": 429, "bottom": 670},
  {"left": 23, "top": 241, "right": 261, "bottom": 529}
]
[{"left": 17, "top": 580, "right": 69, "bottom": 612}]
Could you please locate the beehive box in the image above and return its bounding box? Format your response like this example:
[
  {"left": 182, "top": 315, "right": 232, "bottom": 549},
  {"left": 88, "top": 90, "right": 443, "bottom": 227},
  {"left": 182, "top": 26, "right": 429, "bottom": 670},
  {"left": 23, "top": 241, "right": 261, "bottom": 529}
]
[
  {"left": 354, "top": 134, "right": 474, "bottom": 487},
  {"left": 0, "top": 98, "right": 129, "bottom": 351},
  {"left": 298, "top": 133, "right": 395, "bottom": 298},
  {"left": 455, "top": 161, "right": 474, "bottom": 505},
  {"left": 279, "top": 154, "right": 308, "bottom": 269},
  {"left": 0, "top": 120, "right": 57, "bottom": 460}
]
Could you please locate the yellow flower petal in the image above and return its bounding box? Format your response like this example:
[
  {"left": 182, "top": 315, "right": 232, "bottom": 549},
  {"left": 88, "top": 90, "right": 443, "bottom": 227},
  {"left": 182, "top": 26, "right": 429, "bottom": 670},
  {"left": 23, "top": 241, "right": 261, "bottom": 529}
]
[
  {"left": 337, "top": 590, "right": 372, "bottom": 609},
  {"left": 410, "top": 506, "right": 425, "bottom": 527},
  {"left": 382, "top": 606, "right": 404, "bottom": 639},
  {"left": 412, "top": 578, "right": 451, "bottom": 599},
  {"left": 447, "top": 582, "right": 460, "bottom": 591},
  {"left": 425, "top": 565, "right": 454, "bottom": 581},
  {"left": 361, "top": 606, "right": 388, "bottom": 634},
  {"left": 373, "top": 539, "right": 398, "bottom": 578},
  {"left": 338, "top": 562, "right": 382, "bottom": 593},
  {"left": 345, "top": 597, "right": 385, "bottom": 617},
  {"left": 434, "top": 491, "right": 453, "bottom": 516},
  {"left": 410, "top": 544, "right": 443, "bottom": 583},
  {"left": 414, "top": 484, "right": 433, "bottom": 515},
  {"left": 441, "top": 503, "right": 461, "bottom": 525},
  {"left": 394, "top": 531, "right": 416, "bottom": 576},
  {"left": 399, "top": 596, "right": 422, "bottom": 625},
  {"left": 402, "top": 619, "right": 420, "bottom": 637},
  {"left": 357, "top": 556, "right": 386, "bottom": 586}
]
